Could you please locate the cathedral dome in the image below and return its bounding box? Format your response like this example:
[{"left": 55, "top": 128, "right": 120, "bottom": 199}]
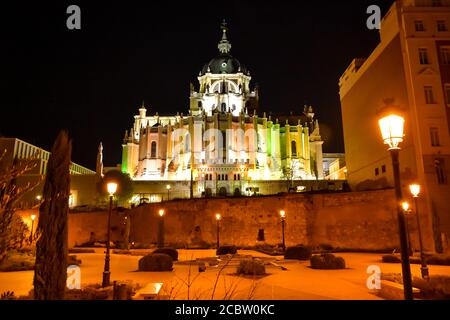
[
  {"left": 201, "top": 53, "right": 247, "bottom": 75},
  {"left": 200, "top": 20, "right": 249, "bottom": 76}
]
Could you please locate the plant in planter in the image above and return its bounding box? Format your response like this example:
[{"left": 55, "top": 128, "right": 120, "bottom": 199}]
[
  {"left": 310, "top": 253, "right": 346, "bottom": 269},
  {"left": 152, "top": 247, "right": 178, "bottom": 261},
  {"left": 216, "top": 245, "right": 237, "bottom": 255},
  {"left": 237, "top": 259, "right": 266, "bottom": 276},
  {"left": 138, "top": 253, "right": 173, "bottom": 272}
]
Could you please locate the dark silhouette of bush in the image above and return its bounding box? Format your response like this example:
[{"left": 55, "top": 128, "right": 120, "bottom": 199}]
[
  {"left": 382, "top": 254, "right": 401, "bottom": 263},
  {"left": 426, "top": 254, "right": 450, "bottom": 266},
  {"left": 138, "top": 253, "right": 173, "bottom": 271},
  {"left": 310, "top": 253, "right": 346, "bottom": 269},
  {"left": 284, "top": 245, "right": 312, "bottom": 260},
  {"left": 97, "top": 170, "right": 134, "bottom": 203},
  {"left": 152, "top": 248, "right": 178, "bottom": 261},
  {"left": 237, "top": 259, "right": 266, "bottom": 276},
  {"left": 216, "top": 245, "right": 237, "bottom": 255}
]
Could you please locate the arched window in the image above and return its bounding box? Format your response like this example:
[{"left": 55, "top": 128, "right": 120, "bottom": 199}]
[
  {"left": 197, "top": 101, "right": 202, "bottom": 109},
  {"left": 151, "top": 141, "right": 157, "bottom": 158},
  {"left": 435, "top": 158, "right": 447, "bottom": 184},
  {"left": 221, "top": 103, "right": 226, "bottom": 112},
  {"left": 291, "top": 141, "right": 297, "bottom": 157}
]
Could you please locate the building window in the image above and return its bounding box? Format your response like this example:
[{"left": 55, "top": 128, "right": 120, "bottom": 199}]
[
  {"left": 435, "top": 159, "right": 447, "bottom": 184},
  {"left": 445, "top": 85, "right": 450, "bottom": 104},
  {"left": 381, "top": 165, "right": 386, "bottom": 174},
  {"left": 238, "top": 174, "right": 241, "bottom": 181},
  {"left": 430, "top": 127, "right": 441, "bottom": 147},
  {"left": 424, "top": 86, "right": 435, "bottom": 104},
  {"left": 375, "top": 168, "right": 379, "bottom": 176},
  {"left": 291, "top": 141, "right": 297, "bottom": 157},
  {"left": 419, "top": 48, "right": 429, "bottom": 64},
  {"left": 150, "top": 141, "right": 157, "bottom": 158},
  {"left": 441, "top": 47, "right": 450, "bottom": 65},
  {"left": 437, "top": 20, "right": 447, "bottom": 32},
  {"left": 415, "top": 20, "right": 425, "bottom": 32},
  {"left": 225, "top": 174, "right": 228, "bottom": 181}
]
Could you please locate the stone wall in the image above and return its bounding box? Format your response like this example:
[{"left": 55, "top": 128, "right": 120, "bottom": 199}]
[{"left": 65, "top": 189, "right": 436, "bottom": 251}]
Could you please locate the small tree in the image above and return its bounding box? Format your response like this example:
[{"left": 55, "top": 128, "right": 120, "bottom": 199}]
[
  {"left": 97, "top": 170, "right": 133, "bottom": 205},
  {"left": 34, "top": 131, "right": 72, "bottom": 300},
  {"left": 0, "top": 150, "right": 39, "bottom": 263},
  {"left": 282, "top": 166, "right": 294, "bottom": 192}
]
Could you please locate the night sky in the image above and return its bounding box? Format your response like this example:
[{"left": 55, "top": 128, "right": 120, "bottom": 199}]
[{"left": 1, "top": 0, "right": 393, "bottom": 169}]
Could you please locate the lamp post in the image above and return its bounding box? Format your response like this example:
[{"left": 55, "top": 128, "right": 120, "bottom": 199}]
[
  {"left": 29, "top": 214, "right": 36, "bottom": 244},
  {"left": 215, "top": 213, "right": 221, "bottom": 249},
  {"left": 409, "top": 184, "right": 429, "bottom": 279},
  {"left": 378, "top": 113, "right": 413, "bottom": 300},
  {"left": 102, "top": 181, "right": 117, "bottom": 288},
  {"left": 158, "top": 209, "right": 165, "bottom": 248},
  {"left": 279, "top": 210, "right": 286, "bottom": 251},
  {"left": 402, "top": 201, "right": 413, "bottom": 257},
  {"left": 166, "top": 184, "right": 171, "bottom": 201}
]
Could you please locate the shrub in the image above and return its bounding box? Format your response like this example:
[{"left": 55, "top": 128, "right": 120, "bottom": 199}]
[
  {"left": 216, "top": 245, "right": 237, "bottom": 255},
  {"left": 138, "top": 253, "right": 173, "bottom": 272},
  {"left": 0, "top": 253, "right": 35, "bottom": 272},
  {"left": 69, "top": 248, "right": 95, "bottom": 254},
  {"left": 1, "top": 291, "right": 16, "bottom": 300},
  {"left": 112, "top": 249, "right": 131, "bottom": 255},
  {"left": 319, "top": 243, "right": 334, "bottom": 251},
  {"left": 310, "top": 253, "right": 346, "bottom": 269},
  {"left": 153, "top": 248, "right": 178, "bottom": 261},
  {"left": 237, "top": 259, "right": 266, "bottom": 276},
  {"left": 413, "top": 275, "right": 450, "bottom": 299},
  {"left": 382, "top": 254, "right": 401, "bottom": 263},
  {"left": 131, "top": 243, "right": 153, "bottom": 249},
  {"left": 284, "top": 245, "right": 312, "bottom": 260},
  {"left": 426, "top": 254, "right": 450, "bottom": 266},
  {"left": 254, "top": 244, "right": 284, "bottom": 256},
  {"left": 67, "top": 255, "right": 81, "bottom": 266}
]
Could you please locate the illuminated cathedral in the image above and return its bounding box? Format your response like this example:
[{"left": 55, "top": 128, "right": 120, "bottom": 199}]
[{"left": 120, "top": 22, "right": 324, "bottom": 196}]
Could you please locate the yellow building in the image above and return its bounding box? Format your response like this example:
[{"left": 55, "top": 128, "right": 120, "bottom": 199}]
[{"left": 339, "top": 0, "right": 450, "bottom": 251}]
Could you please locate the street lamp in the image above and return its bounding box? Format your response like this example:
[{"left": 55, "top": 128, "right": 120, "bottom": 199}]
[
  {"left": 215, "top": 213, "right": 222, "bottom": 249},
  {"left": 279, "top": 210, "right": 286, "bottom": 251},
  {"left": 378, "top": 113, "right": 413, "bottom": 300},
  {"left": 158, "top": 209, "right": 165, "bottom": 248},
  {"left": 402, "top": 202, "right": 413, "bottom": 257},
  {"left": 29, "top": 214, "right": 36, "bottom": 244},
  {"left": 166, "top": 184, "right": 171, "bottom": 201},
  {"left": 409, "top": 184, "right": 429, "bottom": 279},
  {"left": 102, "top": 181, "right": 117, "bottom": 288}
]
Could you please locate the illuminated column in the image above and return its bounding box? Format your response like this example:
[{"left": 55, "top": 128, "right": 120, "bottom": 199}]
[
  {"left": 311, "top": 140, "right": 324, "bottom": 179},
  {"left": 285, "top": 121, "right": 291, "bottom": 166},
  {"left": 267, "top": 118, "right": 273, "bottom": 157},
  {"left": 303, "top": 126, "right": 311, "bottom": 176}
]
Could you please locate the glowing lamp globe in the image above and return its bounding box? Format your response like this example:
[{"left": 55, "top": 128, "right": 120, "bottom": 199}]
[
  {"left": 409, "top": 184, "right": 421, "bottom": 198},
  {"left": 31, "top": 214, "right": 36, "bottom": 221},
  {"left": 402, "top": 201, "right": 410, "bottom": 212},
  {"left": 107, "top": 182, "right": 118, "bottom": 196},
  {"left": 166, "top": 185, "right": 171, "bottom": 190},
  {"left": 215, "top": 213, "right": 222, "bottom": 221},
  {"left": 378, "top": 114, "right": 405, "bottom": 150},
  {"left": 158, "top": 209, "right": 165, "bottom": 217},
  {"left": 279, "top": 210, "right": 286, "bottom": 218}
]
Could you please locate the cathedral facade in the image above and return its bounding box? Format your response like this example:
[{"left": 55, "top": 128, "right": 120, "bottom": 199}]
[{"left": 121, "top": 23, "right": 324, "bottom": 196}]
